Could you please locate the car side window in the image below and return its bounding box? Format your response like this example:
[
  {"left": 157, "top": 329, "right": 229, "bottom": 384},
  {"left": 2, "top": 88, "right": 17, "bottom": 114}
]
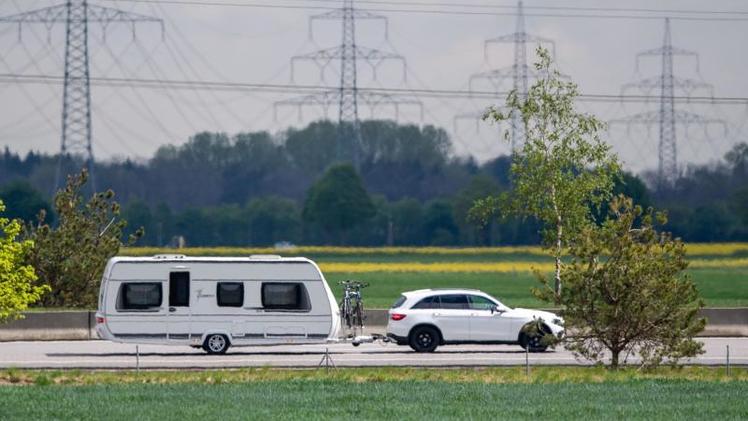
[
  {"left": 411, "top": 295, "right": 438, "bottom": 309},
  {"left": 438, "top": 294, "right": 468, "bottom": 310},
  {"left": 468, "top": 295, "right": 496, "bottom": 310}
]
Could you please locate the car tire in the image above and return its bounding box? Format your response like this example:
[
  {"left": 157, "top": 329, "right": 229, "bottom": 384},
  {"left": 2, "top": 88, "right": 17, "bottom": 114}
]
[
  {"left": 409, "top": 326, "right": 440, "bottom": 353},
  {"left": 519, "top": 324, "right": 550, "bottom": 353},
  {"left": 203, "top": 334, "right": 230, "bottom": 355}
]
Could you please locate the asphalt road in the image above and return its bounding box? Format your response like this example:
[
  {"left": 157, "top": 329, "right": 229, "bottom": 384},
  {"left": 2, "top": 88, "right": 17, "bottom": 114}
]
[{"left": 0, "top": 337, "right": 745, "bottom": 369}]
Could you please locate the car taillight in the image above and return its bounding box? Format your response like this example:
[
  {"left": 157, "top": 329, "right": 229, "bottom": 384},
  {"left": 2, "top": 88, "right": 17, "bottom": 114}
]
[
  {"left": 390, "top": 313, "right": 406, "bottom": 321},
  {"left": 96, "top": 316, "right": 105, "bottom": 324}
]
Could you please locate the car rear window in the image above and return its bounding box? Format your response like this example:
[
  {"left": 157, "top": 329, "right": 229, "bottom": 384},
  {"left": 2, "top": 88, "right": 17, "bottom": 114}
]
[
  {"left": 411, "top": 295, "right": 438, "bottom": 309},
  {"left": 391, "top": 295, "right": 407, "bottom": 309}
]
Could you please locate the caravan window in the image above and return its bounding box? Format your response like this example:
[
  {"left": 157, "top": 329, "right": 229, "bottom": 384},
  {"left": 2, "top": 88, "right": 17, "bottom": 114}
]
[
  {"left": 117, "top": 283, "right": 162, "bottom": 311},
  {"left": 217, "top": 282, "right": 244, "bottom": 307},
  {"left": 261, "top": 282, "right": 310, "bottom": 311}
]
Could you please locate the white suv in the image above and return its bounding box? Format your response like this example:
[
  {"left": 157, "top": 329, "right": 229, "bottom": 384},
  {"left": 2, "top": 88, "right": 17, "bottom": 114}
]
[{"left": 386, "top": 289, "right": 564, "bottom": 352}]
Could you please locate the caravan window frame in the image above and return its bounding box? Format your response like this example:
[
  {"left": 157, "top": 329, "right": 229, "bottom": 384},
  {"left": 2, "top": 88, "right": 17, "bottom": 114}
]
[
  {"left": 216, "top": 282, "right": 244, "bottom": 307},
  {"left": 116, "top": 282, "right": 163, "bottom": 312},
  {"left": 261, "top": 282, "right": 311, "bottom": 312}
]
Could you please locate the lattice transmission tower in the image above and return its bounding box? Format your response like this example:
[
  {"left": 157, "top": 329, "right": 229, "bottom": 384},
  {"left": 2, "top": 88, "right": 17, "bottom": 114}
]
[
  {"left": 454, "top": 0, "right": 557, "bottom": 151},
  {"left": 0, "top": 0, "right": 163, "bottom": 192},
  {"left": 612, "top": 18, "right": 725, "bottom": 187},
  {"left": 275, "top": 0, "right": 421, "bottom": 169}
]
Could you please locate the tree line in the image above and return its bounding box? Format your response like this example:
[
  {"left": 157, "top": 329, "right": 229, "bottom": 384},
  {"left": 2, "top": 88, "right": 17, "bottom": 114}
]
[{"left": 0, "top": 122, "right": 746, "bottom": 246}]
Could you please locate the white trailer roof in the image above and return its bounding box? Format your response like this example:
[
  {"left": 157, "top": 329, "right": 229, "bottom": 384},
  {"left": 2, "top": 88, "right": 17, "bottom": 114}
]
[{"left": 106, "top": 255, "right": 324, "bottom": 281}]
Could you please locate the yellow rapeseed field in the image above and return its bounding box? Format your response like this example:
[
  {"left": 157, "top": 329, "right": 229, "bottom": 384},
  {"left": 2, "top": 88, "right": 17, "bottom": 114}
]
[
  {"left": 319, "top": 262, "right": 555, "bottom": 273},
  {"left": 122, "top": 244, "right": 748, "bottom": 273},
  {"left": 320, "top": 258, "right": 748, "bottom": 273}
]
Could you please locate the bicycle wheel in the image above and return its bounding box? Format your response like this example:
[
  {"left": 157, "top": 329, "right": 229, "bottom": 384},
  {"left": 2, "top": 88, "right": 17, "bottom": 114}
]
[
  {"left": 354, "top": 301, "right": 365, "bottom": 328},
  {"left": 340, "top": 299, "right": 351, "bottom": 329}
]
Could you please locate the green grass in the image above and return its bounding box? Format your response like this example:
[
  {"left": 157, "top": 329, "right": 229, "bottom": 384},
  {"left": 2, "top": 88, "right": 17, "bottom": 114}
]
[
  {"left": 326, "top": 268, "right": 748, "bottom": 308},
  {"left": 3, "top": 366, "right": 747, "bottom": 385},
  {"left": 1, "top": 368, "right": 747, "bottom": 420}
]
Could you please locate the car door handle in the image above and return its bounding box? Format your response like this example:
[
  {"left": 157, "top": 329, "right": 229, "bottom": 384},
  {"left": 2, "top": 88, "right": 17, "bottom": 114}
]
[
  {"left": 169, "top": 307, "right": 176, "bottom": 313},
  {"left": 433, "top": 312, "right": 441, "bottom": 317}
]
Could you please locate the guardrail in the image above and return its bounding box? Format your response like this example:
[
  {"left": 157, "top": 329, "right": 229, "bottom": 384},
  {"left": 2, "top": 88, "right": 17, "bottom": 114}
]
[{"left": 1, "top": 308, "right": 746, "bottom": 341}]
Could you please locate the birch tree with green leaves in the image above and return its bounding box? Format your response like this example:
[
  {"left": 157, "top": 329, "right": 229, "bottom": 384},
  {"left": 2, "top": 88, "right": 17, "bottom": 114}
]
[{"left": 470, "top": 47, "right": 620, "bottom": 297}]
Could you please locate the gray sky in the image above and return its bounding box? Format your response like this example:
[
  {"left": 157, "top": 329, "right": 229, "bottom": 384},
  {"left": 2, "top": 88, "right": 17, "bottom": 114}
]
[{"left": 1, "top": 0, "right": 747, "bottom": 174}]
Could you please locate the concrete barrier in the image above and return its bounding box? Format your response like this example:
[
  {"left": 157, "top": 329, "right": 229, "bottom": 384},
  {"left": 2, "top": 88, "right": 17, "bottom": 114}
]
[
  {"left": 0, "top": 311, "right": 95, "bottom": 341},
  {"left": 1, "top": 307, "right": 746, "bottom": 341}
]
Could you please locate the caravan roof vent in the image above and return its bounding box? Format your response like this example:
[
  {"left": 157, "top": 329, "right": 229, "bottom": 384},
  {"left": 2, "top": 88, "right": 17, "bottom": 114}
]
[
  {"left": 153, "top": 254, "right": 186, "bottom": 260},
  {"left": 249, "top": 254, "right": 282, "bottom": 259}
]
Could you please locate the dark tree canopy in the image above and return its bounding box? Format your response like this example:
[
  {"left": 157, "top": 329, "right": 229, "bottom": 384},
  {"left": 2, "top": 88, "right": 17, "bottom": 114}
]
[
  {"left": 0, "top": 181, "right": 52, "bottom": 224},
  {"left": 302, "top": 164, "right": 375, "bottom": 244}
]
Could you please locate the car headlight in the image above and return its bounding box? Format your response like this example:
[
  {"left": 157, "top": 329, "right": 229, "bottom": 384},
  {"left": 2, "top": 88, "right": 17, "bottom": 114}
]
[{"left": 552, "top": 318, "right": 564, "bottom": 327}]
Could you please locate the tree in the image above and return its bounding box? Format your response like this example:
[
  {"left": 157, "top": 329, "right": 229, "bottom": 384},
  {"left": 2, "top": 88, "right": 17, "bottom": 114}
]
[
  {"left": 122, "top": 199, "right": 154, "bottom": 245},
  {"left": 389, "top": 198, "right": 425, "bottom": 246},
  {"left": 536, "top": 195, "right": 705, "bottom": 368},
  {"left": 0, "top": 180, "right": 53, "bottom": 223},
  {"left": 423, "top": 200, "right": 459, "bottom": 246},
  {"left": 471, "top": 47, "right": 619, "bottom": 296},
  {"left": 246, "top": 196, "right": 301, "bottom": 246},
  {"left": 302, "top": 164, "right": 375, "bottom": 244},
  {"left": 27, "top": 170, "right": 141, "bottom": 307},
  {"left": 0, "top": 200, "right": 47, "bottom": 322},
  {"left": 453, "top": 175, "right": 500, "bottom": 245}
]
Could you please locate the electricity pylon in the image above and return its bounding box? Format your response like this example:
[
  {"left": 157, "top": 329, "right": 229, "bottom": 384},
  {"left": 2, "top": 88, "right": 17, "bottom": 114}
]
[
  {"left": 612, "top": 18, "right": 725, "bottom": 186},
  {"left": 0, "top": 0, "right": 163, "bottom": 192},
  {"left": 454, "top": 0, "right": 557, "bottom": 151},
  {"left": 275, "top": 0, "right": 421, "bottom": 169}
]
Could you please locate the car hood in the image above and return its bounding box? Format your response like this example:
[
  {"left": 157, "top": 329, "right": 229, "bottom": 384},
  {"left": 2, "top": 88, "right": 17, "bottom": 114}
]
[{"left": 503, "top": 308, "right": 560, "bottom": 323}]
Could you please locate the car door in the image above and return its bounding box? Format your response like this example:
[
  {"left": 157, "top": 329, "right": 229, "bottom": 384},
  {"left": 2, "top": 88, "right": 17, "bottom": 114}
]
[
  {"left": 468, "top": 295, "right": 515, "bottom": 342},
  {"left": 432, "top": 294, "right": 471, "bottom": 341}
]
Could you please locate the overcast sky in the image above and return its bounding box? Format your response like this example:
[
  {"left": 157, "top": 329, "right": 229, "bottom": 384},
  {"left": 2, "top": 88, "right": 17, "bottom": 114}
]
[{"left": 1, "top": 0, "right": 747, "bottom": 174}]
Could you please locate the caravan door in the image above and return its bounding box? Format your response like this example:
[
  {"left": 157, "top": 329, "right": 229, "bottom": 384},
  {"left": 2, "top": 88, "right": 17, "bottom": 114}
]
[{"left": 166, "top": 271, "right": 191, "bottom": 342}]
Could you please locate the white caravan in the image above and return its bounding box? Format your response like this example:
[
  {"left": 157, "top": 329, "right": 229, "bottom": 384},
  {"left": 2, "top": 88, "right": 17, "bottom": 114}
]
[{"left": 95, "top": 254, "right": 341, "bottom": 354}]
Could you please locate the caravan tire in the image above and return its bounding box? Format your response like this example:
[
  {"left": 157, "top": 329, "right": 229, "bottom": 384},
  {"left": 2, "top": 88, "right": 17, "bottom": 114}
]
[{"left": 203, "top": 334, "right": 230, "bottom": 355}]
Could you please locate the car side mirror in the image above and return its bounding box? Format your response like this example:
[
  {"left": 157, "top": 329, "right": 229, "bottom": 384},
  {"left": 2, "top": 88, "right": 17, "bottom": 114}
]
[{"left": 490, "top": 305, "right": 504, "bottom": 314}]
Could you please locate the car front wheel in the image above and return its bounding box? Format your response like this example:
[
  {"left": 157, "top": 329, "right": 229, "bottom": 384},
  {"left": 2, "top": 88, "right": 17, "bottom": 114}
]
[
  {"left": 409, "top": 326, "right": 440, "bottom": 353},
  {"left": 519, "top": 323, "right": 550, "bottom": 353}
]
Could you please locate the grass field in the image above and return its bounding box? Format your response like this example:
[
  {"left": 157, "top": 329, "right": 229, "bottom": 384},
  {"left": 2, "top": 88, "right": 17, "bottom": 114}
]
[
  {"left": 1, "top": 368, "right": 746, "bottom": 420},
  {"left": 119, "top": 244, "right": 748, "bottom": 308},
  {"left": 324, "top": 268, "right": 748, "bottom": 309}
]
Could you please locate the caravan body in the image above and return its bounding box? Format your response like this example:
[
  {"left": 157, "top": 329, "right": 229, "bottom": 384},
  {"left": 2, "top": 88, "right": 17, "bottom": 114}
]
[{"left": 95, "top": 255, "right": 341, "bottom": 353}]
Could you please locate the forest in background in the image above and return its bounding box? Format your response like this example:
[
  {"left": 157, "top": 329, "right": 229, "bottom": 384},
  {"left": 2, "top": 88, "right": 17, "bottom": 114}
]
[{"left": 0, "top": 119, "right": 746, "bottom": 246}]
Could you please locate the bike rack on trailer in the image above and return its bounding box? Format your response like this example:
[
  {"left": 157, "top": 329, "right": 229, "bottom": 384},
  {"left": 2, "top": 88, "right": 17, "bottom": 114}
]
[
  {"left": 330, "top": 333, "right": 391, "bottom": 346},
  {"left": 335, "top": 280, "right": 392, "bottom": 346}
]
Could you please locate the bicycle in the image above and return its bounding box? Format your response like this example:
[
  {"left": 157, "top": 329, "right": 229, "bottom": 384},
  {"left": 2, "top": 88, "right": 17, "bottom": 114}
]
[{"left": 338, "top": 280, "right": 369, "bottom": 332}]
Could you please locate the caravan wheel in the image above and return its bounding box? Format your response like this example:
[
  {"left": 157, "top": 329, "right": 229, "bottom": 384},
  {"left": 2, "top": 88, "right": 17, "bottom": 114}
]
[{"left": 203, "top": 334, "right": 230, "bottom": 355}]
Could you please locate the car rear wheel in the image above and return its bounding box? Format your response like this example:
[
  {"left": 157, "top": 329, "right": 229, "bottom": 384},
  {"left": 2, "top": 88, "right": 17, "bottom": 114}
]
[
  {"left": 409, "top": 326, "right": 440, "bottom": 353},
  {"left": 203, "top": 334, "right": 230, "bottom": 355}
]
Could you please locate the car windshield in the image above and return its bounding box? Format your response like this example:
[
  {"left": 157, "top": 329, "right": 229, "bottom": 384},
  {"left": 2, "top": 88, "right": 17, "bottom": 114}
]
[{"left": 484, "top": 293, "right": 510, "bottom": 310}]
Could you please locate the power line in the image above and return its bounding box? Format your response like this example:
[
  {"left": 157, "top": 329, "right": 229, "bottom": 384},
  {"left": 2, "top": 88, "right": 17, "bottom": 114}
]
[
  {"left": 297, "top": 0, "right": 748, "bottom": 17},
  {"left": 4, "top": 73, "right": 748, "bottom": 104},
  {"left": 99, "top": 0, "right": 748, "bottom": 21}
]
